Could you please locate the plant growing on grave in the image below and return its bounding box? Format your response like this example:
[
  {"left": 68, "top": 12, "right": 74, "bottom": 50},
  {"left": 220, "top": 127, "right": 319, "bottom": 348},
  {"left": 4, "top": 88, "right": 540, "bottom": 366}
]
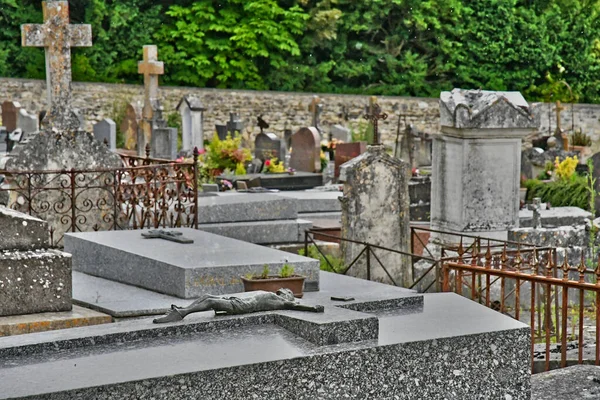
[
  {"left": 261, "top": 264, "right": 270, "bottom": 279},
  {"left": 571, "top": 129, "right": 592, "bottom": 147},
  {"left": 320, "top": 151, "right": 328, "bottom": 172},
  {"left": 279, "top": 264, "right": 295, "bottom": 278},
  {"left": 526, "top": 176, "right": 589, "bottom": 210},
  {"left": 536, "top": 161, "right": 555, "bottom": 181},
  {"left": 299, "top": 245, "right": 345, "bottom": 274},
  {"left": 263, "top": 158, "right": 285, "bottom": 174},
  {"left": 241, "top": 262, "right": 305, "bottom": 297},
  {"left": 205, "top": 133, "right": 251, "bottom": 176},
  {"left": 555, "top": 155, "right": 579, "bottom": 181}
]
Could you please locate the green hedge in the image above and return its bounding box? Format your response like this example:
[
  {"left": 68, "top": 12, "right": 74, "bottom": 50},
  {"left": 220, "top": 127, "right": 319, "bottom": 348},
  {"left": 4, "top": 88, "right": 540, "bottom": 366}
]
[{"left": 525, "top": 177, "right": 589, "bottom": 211}]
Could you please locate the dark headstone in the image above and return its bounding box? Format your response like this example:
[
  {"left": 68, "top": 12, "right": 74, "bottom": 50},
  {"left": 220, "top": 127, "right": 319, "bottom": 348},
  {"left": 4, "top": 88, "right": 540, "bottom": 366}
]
[
  {"left": 1, "top": 101, "right": 21, "bottom": 132},
  {"left": 151, "top": 127, "right": 178, "bottom": 160},
  {"left": 255, "top": 132, "right": 286, "bottom": 162},
  {"left": 334, "top": 142, "right": 367, "bottom": 178},
  {"left": 226, "top": 113, "right": 243, "bottom": 136},
  {"left": 290, "top": 127, "right": 321, "bottom": 173},
  {"left": 215, "top": 124, "right": 228, "bottom": 140}
]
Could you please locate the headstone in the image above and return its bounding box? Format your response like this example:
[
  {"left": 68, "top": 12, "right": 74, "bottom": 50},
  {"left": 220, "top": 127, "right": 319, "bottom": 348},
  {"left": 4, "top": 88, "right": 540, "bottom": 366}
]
[
  {"left": 521, "top": 150, "right": 534, "bottom": 180},
  {"left": 0, "top": 205, "right": 71, "bottom": 317},
  {"left": 151, "top": 127, "right": 178, "bottom": 160},
  {"left": 137, "top": 45, "right": 164, "bottom": 156},
  {"left": 176, "top": 95, "right": 205, "bottom": 154},
  {"left": 290, "top": 127, "right": 321, "bottom": 173},
  {"left": 120, "top": 103, "right": 141, "bottom": 150},
  {"left": 16, "top": 108, "right": 39, "bottom": 137},
  {"left": 433, "top": 89, "right": 538, "bottom": 241},
  {"left": 215, "top": 124, "right": 228, "bottom": 140},
  {"left": 334, "top": 142, "right": 367, "bottom": 178},
  {"left": 284, "top": 128, "right": 293, "bottom": 150},
  {"left": 331, "top": 124, "right": 351, "bottom": 143},
  {"left": 93, "top": 118, "right": 116, "bottom": 151},
  {"left": 399, "top": 123, "right": 417, "bottom": 170},
  {"left": 1, "top": 101, "right": 21, "bottom": 132},
  {"left": 255, "top": 132, "right": 286, "bottom": 162},
  {"left": 21, "top": 1, "right": 92, "bottom": 133},
  {"left": 308, "top": 96, "right": 323, "bottom": 132},
  {"left": 339, "top": 145, "right": 412, "bottom": 286},
  {"left": 226, "top": 113, "right": 244, "bottom": 136}
]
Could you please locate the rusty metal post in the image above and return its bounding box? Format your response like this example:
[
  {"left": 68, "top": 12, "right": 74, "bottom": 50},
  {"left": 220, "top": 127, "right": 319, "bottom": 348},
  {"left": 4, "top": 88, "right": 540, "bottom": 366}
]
[
  {"left": 366, "top": 245, "right": 371, "bottom": 281},
  {"left": 192, "top": 147, "right": 199, "bottom": 229},
  {"left": 70, "top": 169, "right": 76, "bottom": 232}
]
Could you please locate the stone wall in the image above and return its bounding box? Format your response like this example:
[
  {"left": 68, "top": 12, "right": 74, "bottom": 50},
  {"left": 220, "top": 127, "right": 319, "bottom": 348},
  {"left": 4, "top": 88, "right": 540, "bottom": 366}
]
[{"left": 1, "top": 77, "right": 600, "bottom": 147}]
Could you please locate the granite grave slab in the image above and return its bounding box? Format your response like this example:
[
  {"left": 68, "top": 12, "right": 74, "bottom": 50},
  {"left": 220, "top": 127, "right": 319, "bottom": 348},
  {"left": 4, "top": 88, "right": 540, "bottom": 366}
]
[
  {"left": 64, "top": 228, "right": 320, "bottom": 299},
  {"left": 519, "top": 206, "right": 592, "bottom": 228}
]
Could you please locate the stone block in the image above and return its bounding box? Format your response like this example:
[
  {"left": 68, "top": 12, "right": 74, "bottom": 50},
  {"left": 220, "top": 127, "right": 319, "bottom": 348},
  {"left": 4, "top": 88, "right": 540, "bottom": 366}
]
[
  {"left": 532, "top": 365, "right": 600, "bottom": 400},
  {"left": 0, "top": 249, "right": 72, "bottom": 317},
  {"left": 198, "top": 219, "right": 312, "bottom": 244},
  {"left": 64, "top": 228, "right": 320, "bottom": 299},
  {"left": 197, "top": 193, "right": 297, "bottom": 223},
  {"left": 276, "top": 191, "right": 342, "bottom": 213},
  {"left": 0, "top": 206, "right": 49, "bottom": 251},
  {"left": 519, "top": 206, "right": 591, "bottom": 228}
]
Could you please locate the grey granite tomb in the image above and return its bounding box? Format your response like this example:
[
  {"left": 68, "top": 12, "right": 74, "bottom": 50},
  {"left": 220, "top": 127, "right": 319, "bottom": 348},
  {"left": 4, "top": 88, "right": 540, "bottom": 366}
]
[
  {"left": 432, "top": 89, "right": 538, "bottom": 242},
  {"left": 64, "top": 228, "right": 319, "bottom": 298}
]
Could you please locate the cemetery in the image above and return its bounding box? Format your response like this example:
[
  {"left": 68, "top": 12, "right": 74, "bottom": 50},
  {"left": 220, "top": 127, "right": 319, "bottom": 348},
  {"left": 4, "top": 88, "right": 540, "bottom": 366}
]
[{"left": 3, "top": 1, "right": 600, "bottom": 399}]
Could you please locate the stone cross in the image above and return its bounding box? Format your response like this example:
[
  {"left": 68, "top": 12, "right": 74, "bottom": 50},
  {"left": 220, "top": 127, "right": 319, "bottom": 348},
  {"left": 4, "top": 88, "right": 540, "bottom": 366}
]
[
  {"left": 555, "top": 100, "right": 565, "bottom": 133},
  {"left": 21, "top": 1, "right": 92, "bottom": 133},
  {"left": 141, "top": 230, "right": 194, "bottom": 244},
  {"left": 364, "top": 101, "right": 388, "bottom": 145},
  {"left": 137, "top": 45, "right": 164, "bottom": 156},
  {"left": 308, "top": 96, "right": 322, "bottom": 131},
  {"left": 527, "top": 197, "right": 543, "bottom": 229}
]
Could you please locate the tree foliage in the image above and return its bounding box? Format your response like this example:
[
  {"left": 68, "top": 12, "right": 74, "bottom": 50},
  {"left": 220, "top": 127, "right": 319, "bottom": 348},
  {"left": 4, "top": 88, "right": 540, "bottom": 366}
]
[{"left": 3, "top": 0, "right": 600, "bottom": 102}]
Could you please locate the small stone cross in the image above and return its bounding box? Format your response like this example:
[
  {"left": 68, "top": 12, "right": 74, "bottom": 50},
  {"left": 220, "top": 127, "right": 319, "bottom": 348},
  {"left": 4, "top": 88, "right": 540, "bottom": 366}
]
[
  {"left": 555, "top": 100, "right": 565, "bottom": 134},
  {"left": 364, "top": 100, "right": 388, "bottom": 145},
  {"left": 137, "top": 45, "right": 164, "bottom": 155},
  {"left": 527, "top": 197, "right": 543, "bottom": 229},
  {"left": 141, "top": 230, "right": 194, "bottom": 244},
  {"left": 308, "top": 96, "right": 322, "bottom": 131},
  {"left": 21, "top": 1, "right": 92, "bottom": 133}
]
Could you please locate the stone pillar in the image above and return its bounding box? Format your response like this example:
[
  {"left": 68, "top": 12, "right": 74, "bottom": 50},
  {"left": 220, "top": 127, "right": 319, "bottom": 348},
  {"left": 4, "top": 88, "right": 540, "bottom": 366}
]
[
  {"left": 176, "top": 95, "right": 205, "bottom": 154},
  {"left": 432, "top": 89, "right": 538, "bottom": 242},
  {"left": 339, "top": 145, "right": 412, "bottom": 287}
]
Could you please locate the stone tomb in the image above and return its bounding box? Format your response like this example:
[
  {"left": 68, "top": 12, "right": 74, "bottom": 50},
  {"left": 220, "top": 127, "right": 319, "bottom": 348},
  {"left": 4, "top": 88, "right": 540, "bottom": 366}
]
[
  {"left": 290, "top": 127, "right": 321, "bottom": 172},
  {"left": 0, "top": 272, "right": 530, "bottom": 399},
  {"left": 93, "top": 118, "right": 116, "bottom": 150},
  {"left": 64, "top": 228, "right": 320, "bottom": 299},
  {"left": 254, "top": 132, "right": 286, "bottom": 162}
]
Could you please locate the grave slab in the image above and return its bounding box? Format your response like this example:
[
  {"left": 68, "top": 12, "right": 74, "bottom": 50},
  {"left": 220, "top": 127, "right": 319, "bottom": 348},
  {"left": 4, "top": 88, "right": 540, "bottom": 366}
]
[
  {"left": 198, "top": 219, "right": 312, "bottom": 244},
  {"left": 217, "top": 172, "right": 323, "bottom": 191},
  {"left": 197, "top": 193, "right": 297, "bottom": 223},
  {"left": 276, "top": 191, "right": 342, "bottom": 213},
  {"left": 64, "top": 228, "right": 320, "bottom": 299},
  {"left": 0, "top": 274, "right": 529, "bottom": 400},
  {"left": 531, "top": 365, "right": 600, "bottom": 400},
  {"left": 0, "top": 205, "right": 49, "bottom": 251},
  {"left": 519, "top": 206, "right": 591, "bottom": 228},
  {"left": 0, "top": 305, "right": 111, "bottom": 337}
]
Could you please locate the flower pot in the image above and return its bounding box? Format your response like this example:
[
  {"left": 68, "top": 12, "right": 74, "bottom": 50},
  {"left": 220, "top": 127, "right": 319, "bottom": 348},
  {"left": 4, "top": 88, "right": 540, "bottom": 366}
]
[
  {"left": 519, "top": 187, "right": 528, "bottom": 202},
  {"left": 241, "top": 275, "right": 306, "bottom": 298}
]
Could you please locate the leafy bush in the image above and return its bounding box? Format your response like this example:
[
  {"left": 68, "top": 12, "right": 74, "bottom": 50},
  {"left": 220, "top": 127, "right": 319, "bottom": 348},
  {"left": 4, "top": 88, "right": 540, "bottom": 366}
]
[
  {"left": 526, "top": 176, "right": 589, "bottom": 210},
  {"left": 571, "top": 130, "right": 592, "bottom": 147},
  {"left": 299, "top": 245, "right": 345, "bottom": 273},
  {"left": 204, "top": 133, "right": 251, "bottom": 177}
]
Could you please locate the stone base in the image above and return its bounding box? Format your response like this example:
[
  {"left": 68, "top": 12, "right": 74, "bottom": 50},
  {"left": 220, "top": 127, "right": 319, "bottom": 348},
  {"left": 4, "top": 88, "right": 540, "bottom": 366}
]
[
  {"left": 65, "top": 228, "right": 320, "bottom": 299},
  {"left": 0, "top": 249, "right": 72, "bottom": 317},
  {"left": 532, "top": 365, "right": 600, "bottom": 400},
  {"left": 430, "top": 227, "right": 508, "bottom": 246},
  {"left": 0, "top": 273, "right": 530, "bottom": 400},
  {"left": 198, "top": 219, "right": 312, "bottom": 244},
  {"left": 0, "top": 305, "right": 111, "bottom": 336}
]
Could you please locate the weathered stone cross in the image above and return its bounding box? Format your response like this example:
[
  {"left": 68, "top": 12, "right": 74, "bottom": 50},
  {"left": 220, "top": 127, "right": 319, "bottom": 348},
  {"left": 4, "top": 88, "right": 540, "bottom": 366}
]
[
  {"left": 22, "top": 1, "right": 92, "bottom": 133},
  {"left": 364, "top": 99, "right": 388, "bottom": 145},
  {"left": 555, "top": 100, "right": 565, "bottom": 133},
  {"left": 137, "top": 45, "right": 164, "bottom": 156},
  {"left": 308, "top": 96, "right": 322, "bottom": 131}
]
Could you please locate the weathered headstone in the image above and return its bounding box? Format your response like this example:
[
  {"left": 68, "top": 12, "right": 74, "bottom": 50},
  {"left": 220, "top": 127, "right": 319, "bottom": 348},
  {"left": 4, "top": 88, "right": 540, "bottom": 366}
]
[
  {"left": 215, "top": 124, "right": 228, "bottom": 140},
  {"left": 290, "top": 127, "right": 321, "bottom": 173},
  {"left": 17, "top": 108, "right": 39, "bottom": 137},
  {"left": 433, "top": 89, "right": 538, "bottom": 241},
  {"left": 226, "top": 113, "right": 244, "bottom": 136},
  {"left": 120, "top": 103, "right": 141, "bottom": 150},
  {"left": 255, "top": 132, "right": 286, "bottom": 162},
  {"left": 339, "top": 145, "right": 412, "bottom": 286},
  {"left": 1, "top": 101, "right": 21, "bottom": 132},
  {"left": 137, "top": 45, "right": 164, "bottom": 156},
  {"left": 176, "top": 95, "right": 205, "bottom": 154},
  {"left": 331, "top": 124, "right": 351, "bottom": 143},
  {"left": 21, "top": 1, "right": 92, "bottom": 133},
  {"left": 334, "top": 142, "right": 367, "bottom": 178},
  {"left": 553, "top": 100, "right": 566, "bottom": 151},
  {"left": 93, "top": 118, "right": 116, "bottom": 151},
  {"left": 151, "top": 126, "right": 178, "bottom": 160},
  {"left": 399, "top": 123, "right": 417, "bottom": 170}
]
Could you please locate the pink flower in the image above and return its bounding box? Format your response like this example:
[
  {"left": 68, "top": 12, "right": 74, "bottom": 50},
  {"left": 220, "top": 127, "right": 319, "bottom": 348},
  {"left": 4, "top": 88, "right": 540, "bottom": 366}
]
[{"left": 265, "top": 160, "right": 271, "bottom": 167}]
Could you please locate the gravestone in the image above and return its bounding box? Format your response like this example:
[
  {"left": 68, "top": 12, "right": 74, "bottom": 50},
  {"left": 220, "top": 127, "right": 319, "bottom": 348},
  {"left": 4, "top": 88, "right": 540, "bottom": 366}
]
[
  {"left": 226, "top": 113, "right": 244, "bottom": 136},
  {"left": 433, "top": 89, "right": 538, "bottom": 242},
  {"left": 151, "top": 126, "right": 178, "bottom": 160},
  {"left": 120, "top": 103, "right": 141, "bottom": 150},
  {"left": 331, "top": 124, "right": 351, "bottom": 142},
  {"left": 255, "top": 132, "right": 286, "bottom": 162},
  {"left": 215, "top": 124, "right": 228, "bottom": 140},
  {"left": 399, "top": 124, "right": 418, "bottom": 170},
  {"left": 16, "top": 108, "right": 39, "bottom": 139},
  {"left": 22, "top": 1, "right": 92, "bottom": 133},
  {"left": 284, "top": 128, "right": 293, "bottom": 150},
  {"left": 0, "top": 206, "right": 71, "bottom": 317},
  {"left": 137, "top": 45, "right": 164, "bottom": 156},
  {"left": 308, "top": 96, "right": 323, "bottom": 132},
  {"left": 1, "top": 101, "right": 21, "bottom": 132},
  {"left": 339, "top": 145, "right": 412, "bottom": 286},
  {"left": 176, "top": 95, "right": 205, "bottom": 154},
  {"left": 521, "top": 150, "right": 534, "bottom": 180},
  {"left": 93, "top": 118, "right": 116, "bottom": 151},
  {"left": 334, "top": 141, "right": 367, "bottom": 178},
  {"left": 290, "top": 127, "right": 321, "bottom": 172}
]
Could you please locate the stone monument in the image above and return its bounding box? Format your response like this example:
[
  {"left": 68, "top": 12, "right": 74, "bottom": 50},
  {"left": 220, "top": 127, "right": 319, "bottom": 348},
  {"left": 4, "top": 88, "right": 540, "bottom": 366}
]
[
  {"left": 176, "top": 95, "right": 205, "bottom": 154},
  {"left": 432, "top": 89, "right": 538, "bottom": 241},
  {"left": 137, "top": 45, "right": 164, "bottom": 157},
  {"left": 120, "top": 102, "right": 141, "bottom": 151},
  {"left": 93, "top": 118, "right": 116, "bottom": 151},
  {"left": 308, "top": 95, "right": 323, "bottom": 133},
  {"left": 289, "top": 127, "right": 321, "bottom": 172}
]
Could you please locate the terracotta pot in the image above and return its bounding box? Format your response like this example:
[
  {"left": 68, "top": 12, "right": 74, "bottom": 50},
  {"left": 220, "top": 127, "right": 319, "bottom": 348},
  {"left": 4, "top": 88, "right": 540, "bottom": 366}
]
[{"left": 241, "top": 275, "right": 306, "bottom": 298}]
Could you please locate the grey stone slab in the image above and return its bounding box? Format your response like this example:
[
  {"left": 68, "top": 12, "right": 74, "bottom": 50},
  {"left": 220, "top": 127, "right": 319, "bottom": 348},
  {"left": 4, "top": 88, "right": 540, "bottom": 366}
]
[
  {"left": 198, "top": 219, "right": 312, "bottom": 244},
  {"left": 197, "top": 193, "right": 297, "bottom": 223},
  {"left": 72, "top": 271, "right": 182, "bottom": 317},
  {"left": 0, "top": 249, "right": 71, "bottom": 317},
  {"left": 532, "top": 365, "right": 600, "bottom": 400},
  {"left": 298, "top": 211, "right": 341, "bottom": 221},
  {"left": 64, "top": 228, "right": 319, "bottom": 299},
  {"left": 0, "top": 206, "right": 49, "bottom": 250},
  {"left": 276, "top": 191, "right": 342, "bottom": 213},
  {"left": 519, "top": 206, "right": 592, "bottom": 228},
  {"left": 0, "top": 290, "right": 529, "bottom": 400}
]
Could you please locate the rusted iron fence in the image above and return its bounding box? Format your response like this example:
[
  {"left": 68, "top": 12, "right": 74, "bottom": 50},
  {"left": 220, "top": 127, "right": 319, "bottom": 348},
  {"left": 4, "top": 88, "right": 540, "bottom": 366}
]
[{"left": 0, "top": 149, "right": 198, "bottom": 246}]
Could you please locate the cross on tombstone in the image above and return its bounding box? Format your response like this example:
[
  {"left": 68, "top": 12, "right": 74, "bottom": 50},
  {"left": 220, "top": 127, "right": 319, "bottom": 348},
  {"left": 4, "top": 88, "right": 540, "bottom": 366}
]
[
  {"left": 137, "top": 45, "right": 164, "bottom": 156},
  {"left": 21, "top": 1, "right": 92, "bottom": 133},
  {"left": 141, "top": 230, "right": 194, "bottom": 244},
  {"left": 364, "top": 101, "right": 388, "bottom": 145},
  {"left": 527, "top": 197, "right": 543, "bottom": 229},
  {"left": 308, "top": 96, "right": 323, "bottom": 131},
  {"left": 226, "top": 113, "right": 243, "bottom": 136}
]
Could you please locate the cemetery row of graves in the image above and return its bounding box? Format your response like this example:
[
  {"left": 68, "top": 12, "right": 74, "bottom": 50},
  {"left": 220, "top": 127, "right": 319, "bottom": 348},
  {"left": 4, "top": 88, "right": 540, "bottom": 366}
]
[{"left": 2, "top": 1, "right": 600, "bottom": 398}]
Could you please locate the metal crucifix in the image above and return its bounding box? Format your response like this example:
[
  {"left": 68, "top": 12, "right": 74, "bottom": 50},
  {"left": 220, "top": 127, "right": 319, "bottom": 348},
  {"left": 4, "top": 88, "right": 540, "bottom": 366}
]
[
  {"left": 364, "top": 102, "right": 388, "bottom": 145},
  {"left": 141, "top": 230, "right": 194, "bottom": 244}
]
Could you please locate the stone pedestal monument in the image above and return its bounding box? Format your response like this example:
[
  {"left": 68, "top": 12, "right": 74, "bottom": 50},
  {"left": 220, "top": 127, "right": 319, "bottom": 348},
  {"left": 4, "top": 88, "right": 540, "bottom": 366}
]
[
  {"left": 176, "top": 95, "right": 205, "bottom": 154},
  {"left": 432, "top": 89, "right": 538, "bottom": 242}
]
